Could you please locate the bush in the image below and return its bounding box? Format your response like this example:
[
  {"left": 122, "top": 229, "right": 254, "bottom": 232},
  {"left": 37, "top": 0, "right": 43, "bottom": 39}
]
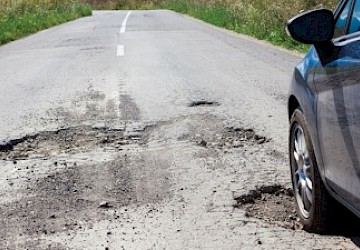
[
  {"left": 161, "top": 0, "right": 338, "bottom": 51},
  {"left": 0, "top": 0, "right": 92, "bottom": 45},
  {"left": 3, "top": 0, "right": 338, "bottom": 51},
  {"left": 83, "top": 0, "right": 163, "bottom": 10}
]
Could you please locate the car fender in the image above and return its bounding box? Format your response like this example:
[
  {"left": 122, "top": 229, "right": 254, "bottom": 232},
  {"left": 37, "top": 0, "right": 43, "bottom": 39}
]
[{"left": 288, "top": 47, "right": 327, "bottom": 182}]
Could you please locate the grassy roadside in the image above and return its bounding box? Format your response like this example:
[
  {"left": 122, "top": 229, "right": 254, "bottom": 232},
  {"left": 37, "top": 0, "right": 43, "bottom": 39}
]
[
  {"left": 0, "top": 0, "right": 338, "bottom": 52},
  {"left": 84, "top": 0, "right": 338, "bottom": 53},
  {"left": 84, "top": 0, "right": 163, "bottom": 10},
  {"left": 160, "top": 0, "right": 338, "bottom": 53},
  {"left": 0, "top": 0, "right": 92, "bottom": 45}
]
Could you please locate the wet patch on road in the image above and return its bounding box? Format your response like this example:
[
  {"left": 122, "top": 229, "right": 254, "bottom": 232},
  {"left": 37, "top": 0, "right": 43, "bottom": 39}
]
[{"left": 233, "top": 185, "right": 303, "bottom": 230}]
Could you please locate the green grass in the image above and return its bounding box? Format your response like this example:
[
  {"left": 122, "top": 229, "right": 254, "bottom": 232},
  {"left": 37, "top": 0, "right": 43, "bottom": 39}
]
[
  {"left": 1, "top": 0, "right": 338, "bottom": 52},
  {"left": 79, "top": 0, "right": 340, "bottom": 53},
  {"left": 161, "top": 0, "right": 314, "bottom": 52},
  {"left": 84, "top": 0, "right": 162, "bottom": 10},
  {"left": 0, "top": 1, "right": 92, "bottom": 45},
  {"left": 86, "top": 0, "right": 335, "bottom": 53}
]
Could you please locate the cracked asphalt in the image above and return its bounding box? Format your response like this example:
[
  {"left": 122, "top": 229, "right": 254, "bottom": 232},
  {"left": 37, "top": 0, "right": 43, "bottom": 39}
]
[{"left": 0, "top": 10, "right": 359, "bottom": 250}]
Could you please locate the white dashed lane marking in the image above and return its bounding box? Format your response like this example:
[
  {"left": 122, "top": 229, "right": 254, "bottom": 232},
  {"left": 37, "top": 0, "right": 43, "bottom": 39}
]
[
  {"left": 117, "top": 11, "right": 132, "bottom": 57},
  {"left": 117, "top": 45, "right": 124, "bottom": 56},
  {"left": 120, "top": 11, "right": 132, "bottom": 34}
]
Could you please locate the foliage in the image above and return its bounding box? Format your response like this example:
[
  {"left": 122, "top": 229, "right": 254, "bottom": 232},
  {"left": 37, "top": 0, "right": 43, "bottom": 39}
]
[
  {"left": 0, "top": 0, "right": 340, "bottom": 51},
  {"left": 83, "top": 0, "right": 339, "bottom": 52},
  {"left": 83, "top": 0, "right": 163, "bottom": 10},
  {"left": 161, "top": 0, "right": 338, "bottom": 52},
  {"left": 0, "top": 0, "right": 92, "bottom": 45}
]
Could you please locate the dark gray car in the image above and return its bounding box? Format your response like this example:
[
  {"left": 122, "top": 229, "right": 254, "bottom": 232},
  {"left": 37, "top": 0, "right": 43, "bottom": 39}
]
[{"left": 287, "top": 0, "right": 360, "bottom": 232}]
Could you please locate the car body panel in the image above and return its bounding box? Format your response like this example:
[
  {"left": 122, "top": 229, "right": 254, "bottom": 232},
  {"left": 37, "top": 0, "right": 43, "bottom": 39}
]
[
  {"left": 288, "top": 0, "right": 360, "bottom": 217},
  {"left": 289, "top": 47, "right": 326, "bottom": 177},
  {"left": 314, "top": 38, "right": 360, "bottom": 211}
]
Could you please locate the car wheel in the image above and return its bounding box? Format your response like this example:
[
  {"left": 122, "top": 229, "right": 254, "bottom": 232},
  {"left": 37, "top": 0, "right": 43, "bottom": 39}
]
[{"left": 289, "top": 108, "right": 335, "bottom": 233}]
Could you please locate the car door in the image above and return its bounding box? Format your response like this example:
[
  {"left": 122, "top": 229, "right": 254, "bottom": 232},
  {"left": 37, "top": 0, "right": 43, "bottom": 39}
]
[{"left": 314, "top": 0, "right": 360, "bottom": 210}]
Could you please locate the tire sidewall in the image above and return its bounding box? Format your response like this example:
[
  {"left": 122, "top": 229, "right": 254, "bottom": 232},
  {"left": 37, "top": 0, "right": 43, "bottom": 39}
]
[{"left": 289, "top": 109, "right": 319, "bottom": 229}]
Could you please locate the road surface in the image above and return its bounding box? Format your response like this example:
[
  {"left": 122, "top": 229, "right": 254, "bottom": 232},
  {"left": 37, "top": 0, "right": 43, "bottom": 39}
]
[{"left": 0, "top": 10, "right": 358, "bottom": 250}]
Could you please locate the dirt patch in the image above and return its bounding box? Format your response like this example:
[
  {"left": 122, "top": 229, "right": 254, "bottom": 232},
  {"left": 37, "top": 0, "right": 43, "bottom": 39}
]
[
  {"left": 119, "top": 94, "right": 141, "bottom": 121},
  {"left": 233, "top": 185, "right": 303, "bottom": 230},
  {"left": 193, "top": 126, "right": 271, "bottom": 150},
  {"left": 43, "top": 85, "right": 119, "bottom": 127},
  {"left": 10, "top": 241, "right": 67, "bottom": 250},
  {"left": 0, "top": 153, "right": 172, "bottom": 249},
  {"left": 0, "top": 125, "right": 149, "bottom": 160},
  {"left": 0, "top": 161, "right": 128, "bottom": 248}
]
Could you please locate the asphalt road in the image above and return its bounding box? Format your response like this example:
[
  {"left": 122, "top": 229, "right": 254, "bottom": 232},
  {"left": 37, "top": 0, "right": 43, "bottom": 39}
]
[{"left": 0, "top": 10, "right": 358, "bottom": 250}]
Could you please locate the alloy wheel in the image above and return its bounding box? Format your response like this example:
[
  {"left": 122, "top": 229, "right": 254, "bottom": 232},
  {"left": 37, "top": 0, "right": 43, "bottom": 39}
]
[{"left": 292, "top": 124, "right": 313, "bottom": 219}]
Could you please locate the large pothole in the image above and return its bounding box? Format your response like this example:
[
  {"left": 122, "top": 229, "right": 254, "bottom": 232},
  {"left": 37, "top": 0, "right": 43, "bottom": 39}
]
[
  {"left": 193, "top": 126, "right": 271, "bottom": 150},
  {"left": 0, "top": 155, "right": 172, "bottom": 248},
  {"left": 0, "top": 125, "right": 151, "bottom": 160},
  {"left": 233, "top": 185, "right": 303, "bottom": 230}
]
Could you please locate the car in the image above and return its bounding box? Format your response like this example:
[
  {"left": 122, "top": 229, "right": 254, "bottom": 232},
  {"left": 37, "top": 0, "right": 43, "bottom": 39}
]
[{"left": 286, "top": 0, "right": 360, "bottom": 232}]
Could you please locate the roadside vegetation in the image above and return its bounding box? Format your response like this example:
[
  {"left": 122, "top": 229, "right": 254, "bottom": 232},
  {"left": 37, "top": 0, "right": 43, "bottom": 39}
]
[
  {"left": 160, "top": 0, "right": 338, "bottom": 52},
  {"left": 0, "top": 0, "right": 91, "bottom": 45},
  {"left": 84, "top": 0, "right": 163, "bottom": 10},
  {"left": 0, "top": 0, "right": 339, "bottom": 51},
  {"left": 85, "top": 0, "right": 338, "bottom": 52}
]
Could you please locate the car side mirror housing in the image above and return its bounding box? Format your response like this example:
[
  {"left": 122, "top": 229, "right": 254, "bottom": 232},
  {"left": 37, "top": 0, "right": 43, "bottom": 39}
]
[
  {"left": 286, "top": 9, "right": 334, "bottom": 44},
  {"left": 286, "top": 9, "right": 337, "bottom": 65}
]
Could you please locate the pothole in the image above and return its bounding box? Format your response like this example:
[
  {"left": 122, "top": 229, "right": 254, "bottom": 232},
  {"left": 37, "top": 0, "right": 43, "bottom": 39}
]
[
  {"left": 0, "top": 125, "right": 150, "bottom": 160},
  {"left": 233, "top": 185, "right": 303, "bottom": 230},
  {"left": 188, "top": 101, "right": 220, "bottom": 107},
  {"left": 0, "top": 156, "right": 171, "bottom": 243},
  {"left": 193, "top": 126, "right": 271, "bottom": 149}
]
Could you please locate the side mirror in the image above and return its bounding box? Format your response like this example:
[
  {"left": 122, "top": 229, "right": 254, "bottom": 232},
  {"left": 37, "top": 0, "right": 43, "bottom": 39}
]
[{"left": 286, "top": 9, "right": 334, "bottom": 44}]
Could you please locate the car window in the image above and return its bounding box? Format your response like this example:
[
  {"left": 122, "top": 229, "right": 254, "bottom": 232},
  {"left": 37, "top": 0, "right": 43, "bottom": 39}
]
[
  {"left": 349, "top": 0, "right": 360, "bottom": 33},
  {"left": 334, "top": 0, "right": 352, "bottom": 38}
]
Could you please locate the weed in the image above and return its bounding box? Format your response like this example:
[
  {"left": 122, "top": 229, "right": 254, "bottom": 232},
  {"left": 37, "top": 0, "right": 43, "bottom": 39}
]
[
  {"left": 0, "top": 0, "right": 91, "bottom": 45},
  {"left": 160, "top": 0, "right": 338, "bottom": 52},
  {"left": 0, "top": 0, "right": 339, "bottom": 51}
]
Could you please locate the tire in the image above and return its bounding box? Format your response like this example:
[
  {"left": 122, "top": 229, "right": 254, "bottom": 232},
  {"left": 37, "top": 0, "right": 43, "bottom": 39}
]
[{"left": 289, "top": 108, "right": 336, "bottom": 233}]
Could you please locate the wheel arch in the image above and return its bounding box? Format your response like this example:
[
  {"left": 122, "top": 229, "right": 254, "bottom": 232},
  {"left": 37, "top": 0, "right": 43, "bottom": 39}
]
[
  {"left": 288, "top": 92, "right": 337, "bottom": 209},
  {"left": 288, "top": 95, "right": 301, "bottom": 120},
  {"left": 287, "top": 93, "right": 326, "bottom": 184}
]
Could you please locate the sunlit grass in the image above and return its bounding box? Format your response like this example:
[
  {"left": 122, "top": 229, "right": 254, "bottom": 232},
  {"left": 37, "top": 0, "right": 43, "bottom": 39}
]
[
  {"left": 1, "top": 0, "right": 339, "bottom": 51},
  {"left": 84, "top": 0, "right": 338, "bottom": 52},
  {"left": 160, "top": 0, "right": 338, "bottom": 52},
  {"left": 0, "top": 0, "right": 92, "bottom": 45},
  {"left": 83, "top": 0, "right": 163, "bottom": 10}
]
